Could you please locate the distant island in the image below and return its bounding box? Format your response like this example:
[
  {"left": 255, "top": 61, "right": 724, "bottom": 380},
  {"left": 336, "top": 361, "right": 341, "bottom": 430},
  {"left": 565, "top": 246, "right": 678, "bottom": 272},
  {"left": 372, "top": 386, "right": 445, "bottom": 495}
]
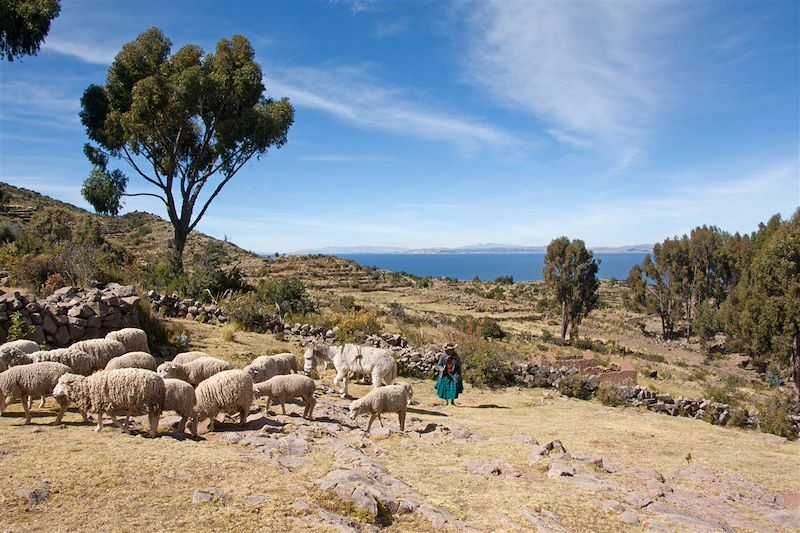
[{"left": 289, "top": 243, "right": 653, "bottom": 255}]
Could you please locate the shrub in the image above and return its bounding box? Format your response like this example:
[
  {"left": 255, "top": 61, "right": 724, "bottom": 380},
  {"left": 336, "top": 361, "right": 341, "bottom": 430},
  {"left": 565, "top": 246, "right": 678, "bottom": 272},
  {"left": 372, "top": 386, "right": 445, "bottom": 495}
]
[
  {"left": 135, "top": 300, "right": 189, "bottom": 357},
  {"left": 494, "top": 275, "right": 513, "bottom": 284},
  {"left": 704, "top": 383, "right": 738, "bottom": 406},
  {"left": 222, "top": 291, "right": 276, "bottom": 333},
  {"left": 558, "top": 374, "right": 592, "bottom": 400},
  {"left": 727, "top": 407, "right": 750, "bottom": 428},
  {"left": 258, "top": 277, "right": 313, "bottom": 316},
  {"left": 220, "top": 323, "right": 239, "bottom": 342},
  {"left": 337, "top": 295, "right": 358, "bottom": 311},
  {"left": 335, "top": 310, "right": 381, "bottom": 343},
  {"left": 40, "top": 273, "right": 67, "bottom": 296},
  {"left": 595, "top": 384, "right": 625, "bottom": 406},
  {"left": 6, "top": 311, "right": 36, "bottom": 341},
  {"left": 480, "top": 318, "right": 505, "bottom": 339},
  {"left": 386, "top": 302, "right": 408, "bottom": 322},
  {"left": 757, "top": 393, "right": 798, "bottom": 439}
]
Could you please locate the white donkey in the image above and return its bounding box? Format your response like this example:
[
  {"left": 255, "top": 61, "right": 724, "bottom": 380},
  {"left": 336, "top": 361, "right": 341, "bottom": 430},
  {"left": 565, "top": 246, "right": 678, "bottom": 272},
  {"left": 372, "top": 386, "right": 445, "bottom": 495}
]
[{"left": 303, "top": 344, "right": 397, "bottom": 398}]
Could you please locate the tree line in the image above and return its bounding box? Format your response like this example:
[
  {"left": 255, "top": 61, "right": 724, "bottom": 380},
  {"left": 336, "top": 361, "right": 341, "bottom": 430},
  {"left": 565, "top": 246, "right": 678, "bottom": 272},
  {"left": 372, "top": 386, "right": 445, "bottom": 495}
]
[{"left": 626, "top": 212, "right": 799, "bottom": 398}]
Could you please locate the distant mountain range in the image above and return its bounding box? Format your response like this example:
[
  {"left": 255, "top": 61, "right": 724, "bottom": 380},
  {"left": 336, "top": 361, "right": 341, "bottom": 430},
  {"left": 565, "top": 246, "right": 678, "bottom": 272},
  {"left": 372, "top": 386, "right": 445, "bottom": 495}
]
[{"left": 291, "top": 243, "right": 653, "bottom": 255}]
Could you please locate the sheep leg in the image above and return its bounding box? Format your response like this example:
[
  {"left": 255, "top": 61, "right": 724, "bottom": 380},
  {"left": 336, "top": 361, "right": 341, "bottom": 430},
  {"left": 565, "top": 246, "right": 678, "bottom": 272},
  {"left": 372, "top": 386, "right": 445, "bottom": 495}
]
[
  {"left": 22, "top": 394, "right": 31, "bottom": 424},
  {"left": 54, "top": 396, "right": 69, "bottom": 425},
  {"left": 280, "top": 399, "right": 286, "bottom": 416},
  {"left": 377, "top": 413, "right": 384, "bottom": 427},
  {"left": 265, "top": 396, "right": 273, "bottom": 414},
  {"left": 367, "top": 413, "right": 378, "bottom": 433},
  {"left": 94, "top": 411, "right": 104, "bottom": 432},
  {"left": 239, "top": 407, "right": 247, "bottom": 426},
  {"left": 190, "top": 412, "right": 198, "bottom": 438},
  {"left": 305, "top": 396, "right": 316, "bottom": 420},
  {"left": 147, "top": 412, "right": 159, "bottom": 438},
  {"left": 399, "top": 409, "right": 406, "bottom": 431},
  {"left": 177, "top": 417, "right": 187, "bottom": 434},
  {"left": 207, "top": 413, "right": 215, "bottom": 433}
]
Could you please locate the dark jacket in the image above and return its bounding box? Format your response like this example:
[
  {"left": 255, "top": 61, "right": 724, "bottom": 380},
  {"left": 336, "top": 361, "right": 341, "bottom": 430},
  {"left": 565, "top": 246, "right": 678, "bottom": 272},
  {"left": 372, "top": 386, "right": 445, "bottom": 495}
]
[{"left": 436, "top": 353, "right": 462, "bottom": 378}]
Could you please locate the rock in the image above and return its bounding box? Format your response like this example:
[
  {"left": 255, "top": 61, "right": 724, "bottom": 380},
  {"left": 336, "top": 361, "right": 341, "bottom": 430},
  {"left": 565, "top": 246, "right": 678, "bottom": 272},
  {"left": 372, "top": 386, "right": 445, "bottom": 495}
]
[
  {"left": 646, "top": 503, "right": 734, "bottom": 532},
  {"left": 603, "top": 500, "right": 625, "bottom": 513},
  {"left": 15, "top": 480, "right": 50, "bottom": 505},
  {"left": 547, "top": 461, "right": 576, "bottom": 478},
  {"left": 619, "top": 511, "right": 638, "bottom": 524},
  {"left": 242, "top": 493, "right": 269, "bottom": 507},
  {"left": 192, "top": 487, "right": 225, "bottom": 504}
]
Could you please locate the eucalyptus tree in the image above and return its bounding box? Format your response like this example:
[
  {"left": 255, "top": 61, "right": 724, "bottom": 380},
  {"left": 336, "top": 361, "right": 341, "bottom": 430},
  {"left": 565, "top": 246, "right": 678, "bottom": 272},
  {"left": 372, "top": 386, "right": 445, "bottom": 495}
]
[
  {"left": 0, "top": 0, "right": 60, "bottom": 61},
  {"left": 80, "top": 27, "right": 294, "bottom": 271}
]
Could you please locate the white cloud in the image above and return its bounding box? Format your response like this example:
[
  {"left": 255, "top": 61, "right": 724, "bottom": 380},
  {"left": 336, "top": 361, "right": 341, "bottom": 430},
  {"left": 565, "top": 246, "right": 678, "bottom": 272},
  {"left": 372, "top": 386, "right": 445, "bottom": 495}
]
[
  {"left": 465, "top": 1, "right": 677, "bottom": 165},
  {"left": 297, "top": 153, "right": 404, "bottom": 163},
  {"left": 44, "top": 37, "right": 117, "bottom": 65},
  {"left": 268, "top": 66, "right": 529, "bottom": 153}
]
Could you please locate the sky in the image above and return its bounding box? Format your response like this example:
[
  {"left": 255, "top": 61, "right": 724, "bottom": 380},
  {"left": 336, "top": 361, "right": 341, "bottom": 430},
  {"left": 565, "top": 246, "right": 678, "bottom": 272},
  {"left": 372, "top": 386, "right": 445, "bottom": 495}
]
[{"left": 0, "top": 0, "right": 798, "bottom": 254}]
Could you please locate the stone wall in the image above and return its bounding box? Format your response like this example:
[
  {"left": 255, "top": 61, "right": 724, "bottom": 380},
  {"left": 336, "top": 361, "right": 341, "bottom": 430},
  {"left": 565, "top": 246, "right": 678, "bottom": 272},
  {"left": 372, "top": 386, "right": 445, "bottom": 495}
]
[
  {"left": 0, "top": 283, "right": 140, "bottom": 347},
  {"left": 146, "top": 291, "right": 229, "bottom": 324}
]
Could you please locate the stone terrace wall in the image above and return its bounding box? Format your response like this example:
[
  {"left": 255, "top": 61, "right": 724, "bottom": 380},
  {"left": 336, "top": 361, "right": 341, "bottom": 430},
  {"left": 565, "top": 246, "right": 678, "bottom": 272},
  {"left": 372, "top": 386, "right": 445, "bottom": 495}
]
[{"left": 0, "top": 283, "right": 140, "bottom": 347}]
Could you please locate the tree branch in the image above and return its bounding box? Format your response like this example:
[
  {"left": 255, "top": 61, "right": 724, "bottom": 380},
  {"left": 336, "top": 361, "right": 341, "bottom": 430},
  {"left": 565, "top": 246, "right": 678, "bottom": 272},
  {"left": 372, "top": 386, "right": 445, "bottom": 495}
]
[{"left": 123, "top": 192, "right": 168, "bottom": 207}]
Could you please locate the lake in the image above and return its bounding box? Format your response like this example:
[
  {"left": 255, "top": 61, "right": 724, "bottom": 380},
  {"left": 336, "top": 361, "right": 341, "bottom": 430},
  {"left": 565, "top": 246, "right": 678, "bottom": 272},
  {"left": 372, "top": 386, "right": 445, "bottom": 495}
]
[{"left": 335, "top": 253, "right": 648, "bottom": 282}]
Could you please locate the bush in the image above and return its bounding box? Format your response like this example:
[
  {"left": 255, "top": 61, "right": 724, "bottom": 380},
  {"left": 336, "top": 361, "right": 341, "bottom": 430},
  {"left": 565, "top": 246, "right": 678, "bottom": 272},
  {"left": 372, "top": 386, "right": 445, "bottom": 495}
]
[
  {"left": 757, "top": 393, "right": 798, "bottom": 439},
  {"left": 221, "top": 323, "right": 239, "bottom": 342},
  {"left": 258, "top": 277, "right": 313, "bottom": 316},
  {"left": 185, "top": 242, "right": 251, "bottom": 301},
  {"left": 337, "top": 295, "right": 358, "bottom": 311},
  {"left": 558, "top": 374, "right": 592, "bottom": 400},
  {"left": 386, "top": 302, "right": 408, "bottom": 322},
  {"left": 6, "top": 311, "right": 36, "bottom": 342},
  {"left": 494, "top": 275, "right": 513, "bottom": 284},
  {"left": 222, "top": 291, "right": 276, "bottom": 333},
  {"left": 727, "top": 407, "right": 750, "bottom": 428},
  {"left": 335, "top": 310, "right": 381, "bottom": 343},
  {"left": 595, "top": 384, "right": 625, "bottom": 406},
  {"left": 704, "top": 383, "right": 738, "bottom": 406},
  {"left": 135, "top": 300, "right": 190, "bottom": 357},
  {"left": 480, "top": 318, "right": 505, "bottom": 339}
]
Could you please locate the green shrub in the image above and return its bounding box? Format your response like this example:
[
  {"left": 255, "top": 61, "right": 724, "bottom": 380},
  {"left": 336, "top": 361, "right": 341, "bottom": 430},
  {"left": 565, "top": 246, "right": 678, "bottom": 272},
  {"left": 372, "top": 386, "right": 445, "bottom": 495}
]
[
  {"left": 6, "top": 311, "right": 36, "bottom": 341},
  {"left": 335, "top": 310, "right": 381, "bottom": 343},
  {"left": 704, "top": 383, "right": 738, "bottom": 406},
  {"left": 222, "top": 291, "right": 275, "bottom": 333},
  {"left": 757, "top": 393, "right": 798, "bottom": 439},
  {"left": 595, "top": 384, "right": 625, "bottom": 406},
  {"left": 494, "top": 275, "right": 513, "bottom": 284},
  {"left": 386, "top": 302, "right": 408, "bottom": 322},
  {"left": 558, "top": 374, "right": 592, "bottom": 400},
  {"left": 480, "top": 318, "right": 505, "bottom": 339},
  {"left": 337, "top": 295, "right": 358, "bottom": 311},
  {"left": 258, "top": 277, "right": 313, "bottom": 315},
  {"left": 727, "top": 407, "right": 750, "bottom": 428}
]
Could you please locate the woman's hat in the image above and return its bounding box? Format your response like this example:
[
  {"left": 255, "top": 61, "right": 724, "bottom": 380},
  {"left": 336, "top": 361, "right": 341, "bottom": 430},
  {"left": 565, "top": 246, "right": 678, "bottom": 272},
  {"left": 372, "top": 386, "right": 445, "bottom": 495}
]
[{"left": 443, "top": 343, "right": 458, "bottom": 352}]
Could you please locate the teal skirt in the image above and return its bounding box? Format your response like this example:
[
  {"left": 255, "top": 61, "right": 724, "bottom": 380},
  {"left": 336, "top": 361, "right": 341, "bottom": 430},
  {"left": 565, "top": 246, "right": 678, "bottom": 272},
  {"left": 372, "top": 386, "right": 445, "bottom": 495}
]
[{"left": 435, "top": 374, "right": 463, "bottom": 400}]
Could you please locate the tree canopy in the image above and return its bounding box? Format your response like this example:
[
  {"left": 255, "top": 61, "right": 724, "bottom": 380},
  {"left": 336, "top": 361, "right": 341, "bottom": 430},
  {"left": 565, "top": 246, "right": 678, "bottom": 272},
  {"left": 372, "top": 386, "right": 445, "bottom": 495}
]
[
  {"left": 0, "top": 0, "right": 61, "bottom": 62},
  {"left": 543, "top": 237, "right": 600, "bottom": 342},
  {"left": 81, "top": 167, "right": 128, "bottom": 216},
  {"left": 80, "top": 27, "right": 294, "bottom": 270}
]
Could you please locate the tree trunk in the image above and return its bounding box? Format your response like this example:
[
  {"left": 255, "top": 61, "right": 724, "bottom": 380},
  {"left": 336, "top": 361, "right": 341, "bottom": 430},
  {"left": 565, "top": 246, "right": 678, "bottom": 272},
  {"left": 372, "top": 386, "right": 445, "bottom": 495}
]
[
  {"left": 793, "top": 333, "right": 800, "bottom": 402},
  {"left": 660, "top": 315, "right": 668, "bottom": 341},
  {"left": 172, "top": 226, "right": 188, "bottom": 274},
  {"left": 560, "top": 300, "right": 568, "bottom": 343}
]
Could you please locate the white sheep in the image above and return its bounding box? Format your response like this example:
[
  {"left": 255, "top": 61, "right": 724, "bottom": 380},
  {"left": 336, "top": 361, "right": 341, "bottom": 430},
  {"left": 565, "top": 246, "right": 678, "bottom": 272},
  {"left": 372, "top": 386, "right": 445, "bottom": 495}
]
[
  {"left": 106, "top": 328, "right": 150, "bottom": 354},
  {"left": 105, "top": 351, "right": 158, "bottom": 371},
  {"left": 253, "top": 374, "right": 316, "bottom": 419},
  {"left": 349, "top": 383, "right": 413, "bottom": 432},
  {"left": 71, "top": 338, "right": 127, "bottom": 371},
  {"left": 163, "top": 378, "right": 197, "bottom": 437},
  {"left": 157, "top": 357, "right": 233, "bottom": 386},
  {"left": 194, "top": 369, "right": 253, "bottom": 433},
  {"left": 52, "top": 368, "right": 165, "bottom": 437},
  {"left": 32, "top": 348, "right": 94, "bottom": 376},
  {"left": 243, "top": 353, "right": 295, "bottom": 383},
  {"left": 0, "top": 339, "right": 40, "bottom": 355},
  {"left": 0, "top": 362, "right": 73, "bottom": 424},
  {"left": 172, "top": 351, "right": 209, "bottom": 364}
]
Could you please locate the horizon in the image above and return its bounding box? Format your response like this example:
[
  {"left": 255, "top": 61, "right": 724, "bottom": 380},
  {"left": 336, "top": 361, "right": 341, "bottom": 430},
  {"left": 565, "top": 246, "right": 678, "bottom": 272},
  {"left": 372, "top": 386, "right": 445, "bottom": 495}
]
[{"left": 1, "top": 1, "right": 798, "bottom": 252}]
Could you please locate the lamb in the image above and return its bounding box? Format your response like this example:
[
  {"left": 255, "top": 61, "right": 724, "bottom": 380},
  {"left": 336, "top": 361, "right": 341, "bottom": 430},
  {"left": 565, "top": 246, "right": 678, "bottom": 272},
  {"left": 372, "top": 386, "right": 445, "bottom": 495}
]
[
  {"left": 0, "top": 346, "right": 34, "bottom": 372},
  {"left": 106, "top": 328, "right": 150, "bottom": 354},
  {"left": 252, "top": 374, "right": 316, "bottom": 419},
  {"left": 70, "top": 338, "right": 127, "bottom": 371},
  {"left": 105, "top": 351, "right": 158, "bottom": 371},
  {"left": 52, "top": 368, "right": 165, "bottom": 437},
  {"left": 172, "top": 351, "right": 209, "bottom": 364},
  {"left": 243, "top": 353, "right": 296, "bottom": 383},
  {"left": 156, "top": 357, "right": 234, "bottom": 386},
  {"left": 163, "top": 378, "right": 197, "bottom": 437},
  {"left": 0, "top": 362, "right": 72, "bottom": 424},
  {"left": 349, "top": 383, "right": 414, "bottom": 432},
  {"left": 194, "top": 369, "right": 253, "bottom": 433},
  {"left": 32, "top": 348, "right": 94, "bottom": 376}
]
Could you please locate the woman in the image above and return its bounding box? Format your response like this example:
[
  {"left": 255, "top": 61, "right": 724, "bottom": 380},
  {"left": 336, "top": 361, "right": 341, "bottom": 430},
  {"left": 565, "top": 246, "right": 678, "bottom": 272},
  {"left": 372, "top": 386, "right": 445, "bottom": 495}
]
[{"left": 435, "top": 343, "right": 463, "bottom": 405}]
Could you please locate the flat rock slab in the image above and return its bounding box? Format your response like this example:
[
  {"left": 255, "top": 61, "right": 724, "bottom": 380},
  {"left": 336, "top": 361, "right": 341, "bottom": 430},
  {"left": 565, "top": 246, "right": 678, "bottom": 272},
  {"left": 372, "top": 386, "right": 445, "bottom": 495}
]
[
  {"left": 646, "top": 503, "right": 735, "bottom": 532},
  {"left": 242, "top": 493, "right": 269, "bottom": 507},
  {"left": 16, "top": 480, "right": 50, "bottom": 505},
  {"left": 547, "top": 461, "right": 576, "bottom": 478},
  {"left": 192, "top": 487, "right": 226, "bottom": 504}
]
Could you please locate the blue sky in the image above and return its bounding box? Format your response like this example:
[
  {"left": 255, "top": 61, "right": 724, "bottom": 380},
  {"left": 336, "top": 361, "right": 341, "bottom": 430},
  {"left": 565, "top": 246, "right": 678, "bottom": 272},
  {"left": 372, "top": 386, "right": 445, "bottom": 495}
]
[{"left": 0, "top": 0, "right": 797, "bottom": 253}]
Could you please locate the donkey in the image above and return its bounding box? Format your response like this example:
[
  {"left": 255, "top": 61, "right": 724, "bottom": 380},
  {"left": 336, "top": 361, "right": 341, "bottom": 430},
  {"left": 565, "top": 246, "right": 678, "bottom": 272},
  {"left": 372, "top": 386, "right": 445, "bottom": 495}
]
[{"left": 303, "top": 344, "right": 398, "bottom": 398}]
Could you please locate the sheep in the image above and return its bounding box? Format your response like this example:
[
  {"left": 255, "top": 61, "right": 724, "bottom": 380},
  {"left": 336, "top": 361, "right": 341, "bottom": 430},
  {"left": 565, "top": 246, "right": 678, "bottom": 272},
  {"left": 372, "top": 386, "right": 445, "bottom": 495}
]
[
  {"left": 106, "top": 328, "right": 150, "bottom": 354},
  {"left": 163, "top": 378, "right": 197, "bottom": 437},
  {"left": 157, "top": 357, "right": 234, "bottom": 386},
  {"left": 70, "top": 338, "right": 127, "bottom": 371},
  {"left": 0, "top": 339, "right": 40, "bottom": 356},
  {"left": 105, "top": 351, "right": 158, "bottom": 371},
  {"left": 243, "top": 353, "right": 296, "bottom": 384},
  {"left": 349, "top": 383, "right": 414, "bottom": 432},
  {"left": 0, "top": 346, "right": 34, "bottom": 372},
  {"left": 172, "top": 351, "right": 209, "bottom": 364},
  {"left": 0, "top": 362, "right": 72, "bottom": 424},
  {"left": 194, "top": 369, "right": 253, "bottom": 433},
  {"left": 52, "top": 368, "right": 164, "bottom": 437},
  {"left": 32, "top": 348, "right": 94, "bottom": 376},
  {"left": 252, "top": 374, "right": 316, "bottom": 419}
]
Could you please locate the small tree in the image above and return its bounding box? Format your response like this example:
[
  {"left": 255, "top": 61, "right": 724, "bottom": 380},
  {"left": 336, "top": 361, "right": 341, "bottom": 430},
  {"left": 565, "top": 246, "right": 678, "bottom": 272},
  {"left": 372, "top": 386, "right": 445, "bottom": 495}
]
[
  {"left": 0, "top": 0, "right": 61, "bottom": 62},
  {"left": 81, "top": 167, "right": 128, "bottom": 216},
  {"left": 80, "top": 27, "right": 294, "bottom": 272},
  {"left": 542, "top": 237, "right": 600, "bottom": 343}
]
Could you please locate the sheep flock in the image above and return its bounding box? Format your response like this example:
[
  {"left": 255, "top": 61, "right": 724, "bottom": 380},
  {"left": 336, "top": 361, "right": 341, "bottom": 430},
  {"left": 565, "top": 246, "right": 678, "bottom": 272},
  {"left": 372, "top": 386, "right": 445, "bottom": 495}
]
[{"left": 0, "top": 328, "right": 413, "bottom": 439}]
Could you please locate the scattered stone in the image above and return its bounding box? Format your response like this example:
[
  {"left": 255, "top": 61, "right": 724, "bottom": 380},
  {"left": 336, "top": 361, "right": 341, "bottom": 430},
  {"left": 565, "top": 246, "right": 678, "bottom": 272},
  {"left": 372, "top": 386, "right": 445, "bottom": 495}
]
[
  {"left": 603, "top": 500, "right": 625, "bottom": 513},
  {"left": 192, "top": 487, "right": 225, "bottom": 504},
  {"left": 242, "top": 493, "right": 269, "bottom": 507},
  {"left": 547, "top": 461, "right": 576, "bottom": 478},
  {"left": 619, "top": 511, "right": 638, "bottom": 524},
  {"left": 15, "top": 481, "right": 50, "bottom": 505}
]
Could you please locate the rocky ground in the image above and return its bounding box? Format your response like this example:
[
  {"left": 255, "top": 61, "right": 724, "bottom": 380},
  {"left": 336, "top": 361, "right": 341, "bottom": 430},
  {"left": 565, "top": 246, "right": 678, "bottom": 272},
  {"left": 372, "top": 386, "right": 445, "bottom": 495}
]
[{"left": 0, "top": 371, "right": 797, "bottom": 532}]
